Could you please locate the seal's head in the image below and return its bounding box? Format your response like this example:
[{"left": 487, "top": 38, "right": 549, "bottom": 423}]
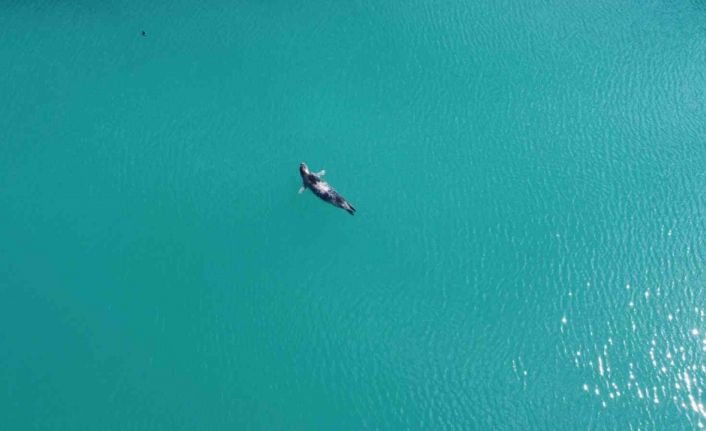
[{"left": 299, "top": 162, "right": 309, "bottom": 177}]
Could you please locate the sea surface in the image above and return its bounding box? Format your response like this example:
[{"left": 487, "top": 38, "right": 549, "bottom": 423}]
[{"left": 2, "top": 1, "right": 706, "bottom": 429}]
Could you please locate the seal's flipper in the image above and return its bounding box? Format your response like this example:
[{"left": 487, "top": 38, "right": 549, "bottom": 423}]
[
  {"left": 298, "top": 186, "right": 306, "bottom": 194},
  {"left": 315, "top": 170, "right": 326, "bottom": 177},
  {"left": 343, "top": 202, "right": 356, "bottom": 215}
]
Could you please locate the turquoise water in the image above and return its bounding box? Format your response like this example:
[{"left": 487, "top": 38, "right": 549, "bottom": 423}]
[{"left": 2, "top": 0, "right": 706, "bottom": 429}]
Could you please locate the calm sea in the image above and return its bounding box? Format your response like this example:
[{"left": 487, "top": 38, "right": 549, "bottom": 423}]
[{"left": 2, "top": 0, "right": 706, "bottom": 429}]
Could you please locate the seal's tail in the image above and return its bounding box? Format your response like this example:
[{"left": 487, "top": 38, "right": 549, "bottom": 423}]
[{"left": 345, "top": 203, "right": 356, "bottom": 216}]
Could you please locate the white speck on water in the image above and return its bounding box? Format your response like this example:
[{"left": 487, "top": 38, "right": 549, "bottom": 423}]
[
  {"left": 561, "top": 316, "right": 568, "bottom": 325},
  {"left": 685, "top": 371, "right": 692, "bottom": 391},
  {"left": 598, "top": 356, "right": 605, "bottom": 376},
  {"left": 693, "top": 328, "right": 700, "bottom": 336}
]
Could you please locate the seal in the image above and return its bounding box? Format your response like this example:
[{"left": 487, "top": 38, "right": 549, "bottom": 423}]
[{"left": 299, "top": 162, "right": 356, "bottom": 215}]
